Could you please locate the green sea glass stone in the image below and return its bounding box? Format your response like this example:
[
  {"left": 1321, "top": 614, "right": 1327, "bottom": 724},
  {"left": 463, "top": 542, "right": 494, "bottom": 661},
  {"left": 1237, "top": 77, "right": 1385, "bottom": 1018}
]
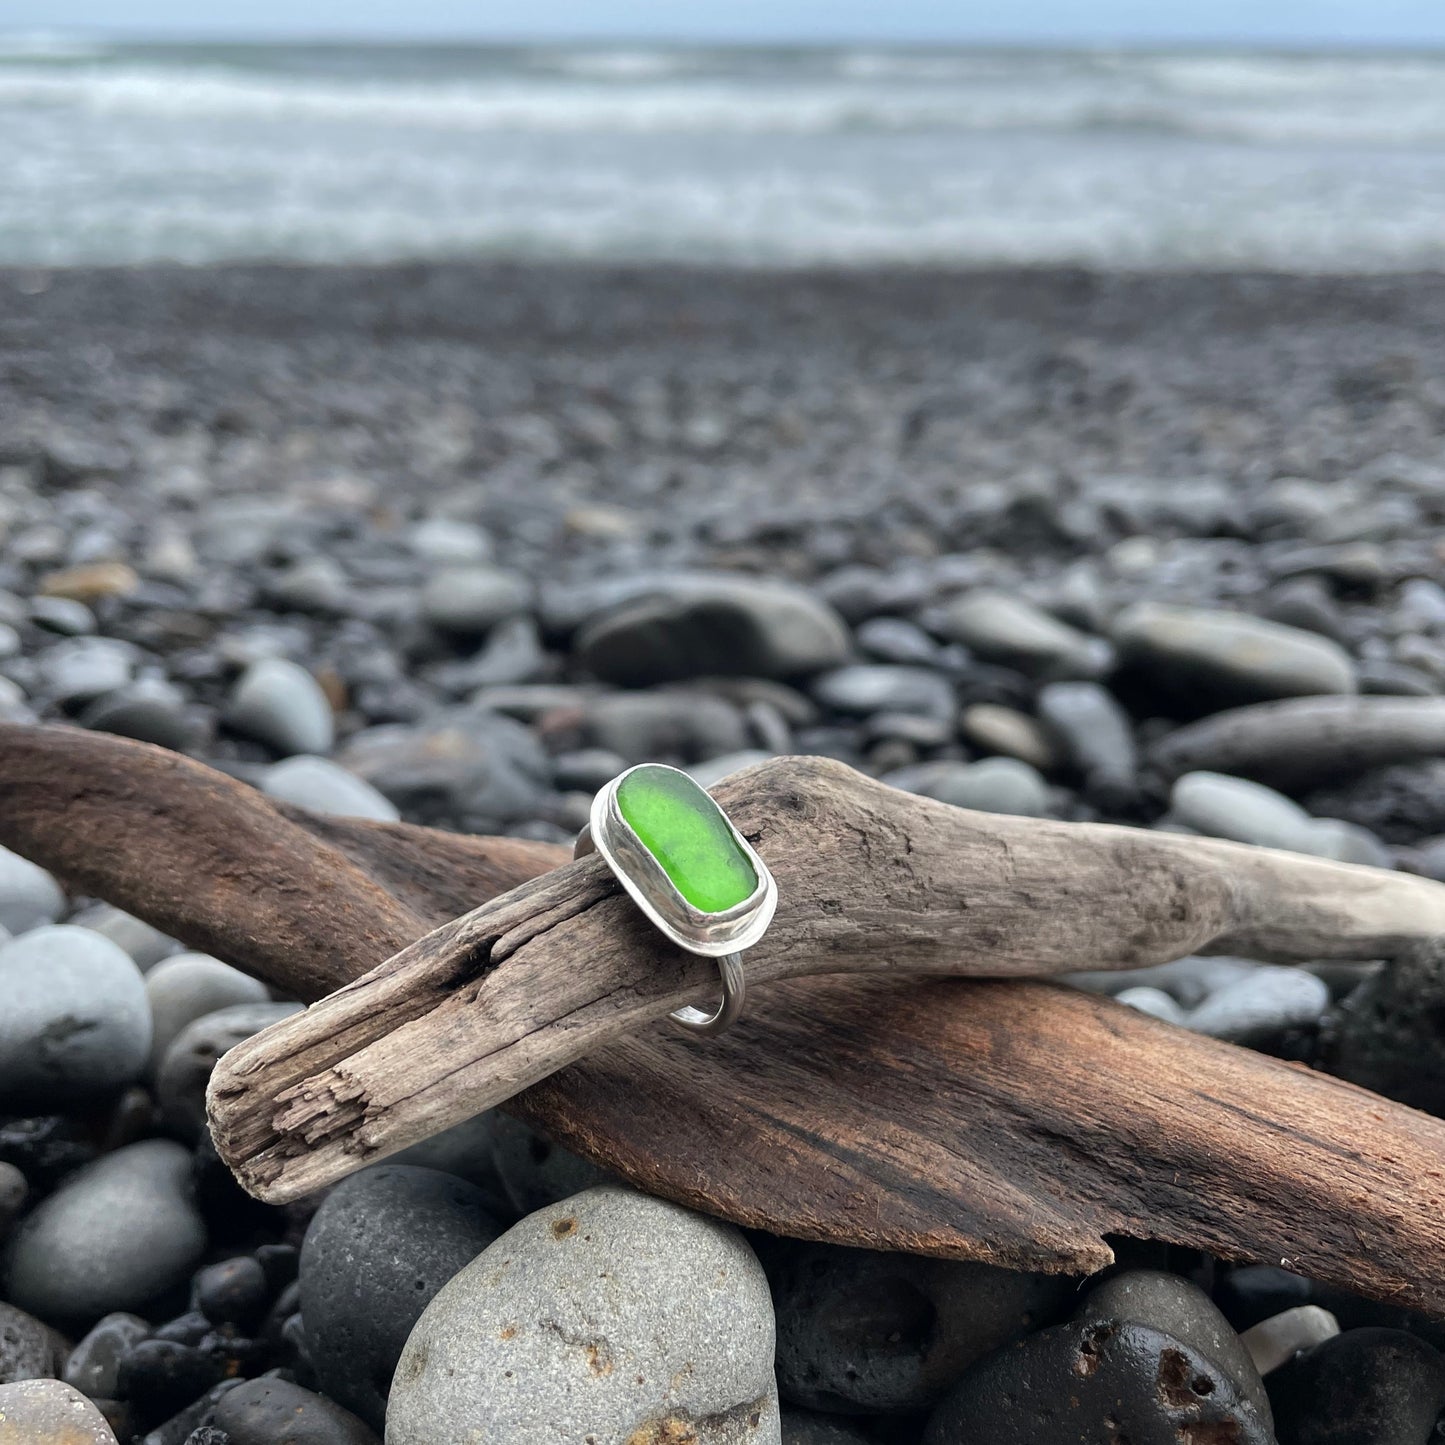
[{"left": 615, "top": 765, "right": 758, "bottom": 914}]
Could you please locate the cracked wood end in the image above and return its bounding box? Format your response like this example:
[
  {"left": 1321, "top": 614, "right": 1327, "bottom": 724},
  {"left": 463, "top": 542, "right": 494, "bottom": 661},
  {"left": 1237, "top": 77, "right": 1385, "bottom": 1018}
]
[{"left": 4, "top": 722, "right": 1445, "bottom": 1313}]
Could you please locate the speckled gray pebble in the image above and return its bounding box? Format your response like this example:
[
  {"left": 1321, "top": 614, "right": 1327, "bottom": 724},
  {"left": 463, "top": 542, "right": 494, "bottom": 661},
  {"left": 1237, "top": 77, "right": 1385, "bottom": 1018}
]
[
  {"left": 386, "top": 1185, "right": 780, "bottom": 1445},
  {"left": 1186, "top": 967, "right": 1330, "bottom": 1042},
  {"left": 0, "top": 1301, "right": 68, "bottom": 1383},
  {"left": 225, "top": 658, "right": 335, "bottom": 756},
  {"left": 0, "top": 926, "right": 151, "bottom": 1106},
  {"left": 0, "top": 844, "right": 65, "bottom": 934},
  {"left": 3, "top": 1140, "right": 207, "bottom": 1321},
  {"left": 144, "top": 954, "right": 270, "bottom": 1079},
  {"left": 156, "top": 1003, "right": 302, "bottom": 1139},
  {"left": 301, "top": 1165, "right": 503, "bottom": 1431},
  {"left": 262, "top": 756, "right": 401, "bottom": 821},
  {"left": 0, "top": 1378, "right": 119, "bottom": 1443},
  {"left": 213, "top": 1376, "right": 379, "bottom": 1445}
]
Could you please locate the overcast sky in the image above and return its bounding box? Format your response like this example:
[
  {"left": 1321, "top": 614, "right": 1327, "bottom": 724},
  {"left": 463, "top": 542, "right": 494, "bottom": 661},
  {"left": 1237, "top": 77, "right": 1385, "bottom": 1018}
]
[{"left": 10, "top": 0, "right": 1445, "bottom": 45}]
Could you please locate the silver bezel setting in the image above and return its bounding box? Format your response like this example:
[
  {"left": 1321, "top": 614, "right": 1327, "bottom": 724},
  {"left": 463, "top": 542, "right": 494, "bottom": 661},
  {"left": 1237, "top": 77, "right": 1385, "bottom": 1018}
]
[{"left": 587, "top": 763, "right": 776, "bottom": 959}]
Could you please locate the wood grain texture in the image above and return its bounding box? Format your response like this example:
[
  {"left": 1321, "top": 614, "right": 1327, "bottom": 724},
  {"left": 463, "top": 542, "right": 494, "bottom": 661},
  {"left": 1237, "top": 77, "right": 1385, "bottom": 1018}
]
[{"left": 4, "top": 722, "right": 1445, "bottom": 1312}]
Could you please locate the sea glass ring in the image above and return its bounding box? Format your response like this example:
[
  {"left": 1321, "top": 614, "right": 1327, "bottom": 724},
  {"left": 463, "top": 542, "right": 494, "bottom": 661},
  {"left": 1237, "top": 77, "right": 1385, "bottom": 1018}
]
[{"left": 573, "top": 763, "right": 777, "bottom": 1037}]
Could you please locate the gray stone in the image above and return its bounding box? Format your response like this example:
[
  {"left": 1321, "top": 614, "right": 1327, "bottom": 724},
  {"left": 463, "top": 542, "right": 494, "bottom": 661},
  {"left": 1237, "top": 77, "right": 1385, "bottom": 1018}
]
[
  {"left": 262, "top": 756, "right": 401, "bottom": 821},
  {"left": 932, "top": 590, "right": 1112, "bottom": 680},
  {"left": 1066, "top": 956, "right": 1260, "bottom": 1009},
  {"left": 780, "top": 1412, "right": 873, "bottom": 1445},
  {"left": 337, "top": 710, "right": 549, "bottom": 824},
  {"left": 1036, "top": 680, "right": 1138, "bottom": 793},
  {"left": 301, "top": 1165, "right": 502, "bottom": 1431},
  {"left": 0, "top": 845, "right": 64, "bottom": 934},
  {"left": 688, "top": 750, "right": 775, "bottom": 790},
  {"left": 488, "top": 1115, "right": 612, "bottom": 1215},
  {"left": 78, "top": 680, "right": 198, "bottom": 753},
  {"left": 1078, "top": 1268, "right": 1271, "bottom": 1429},
  {"left": 39, "top": 638, "right": 135, "bottom": 704},
  {"left": 66, "top": 905, "right": 179, "bottom": 971},
  {"left": 811, "top": 666, "right": 955, "bottom": 722},
  {"left": 214, "top": 1376, "right": 379, "bottom": 1445},
  {"left": 0, "top": 1378, "right": 118, "bottom": 1443},
  {"left": 225, "top": 659, "right": 335, "bottom": 756},
  {"left": 3, "top": 1140, "right": 206, "bottom": 1322},
  {"left": 883, "top": 757, "right": 1049, "bottom": 817},
  {"left": 440, "top": 613, "right": 546, "bottom": 690},
  {"left": 143, "top": 953, "right": 270, "bottom": 1079},
  {"left": 421, "top": 566, "right": 531, "bottom": 636},
  {"left": 0, "top": 1301, "right": 68, "bottom": 1383},
  {"left": 0, "top": 1161, "right": 27, "bottom": 1237},
  {"left": 1115, "top": 603, "right": 1357, "bottom": 713},
  {"left": 1240, "top": 1305, "right": 1339, "bottom": 1376},
  {"left": 386, "top": 1185, "right": 779, "bottom": 1445},
  {"left": 155, "top": 1003, "right": 302, "bottom": 1140},
  {"left": 266, "top": 556, "right": 352, "bottom": 614},
  {"left": 387, "top": 1112, "right": 510, "bottom": 1214},
  {"left": 771, "top": 1241, "right": 1070, "bottom": 1413},
  {"left": 574, "top": 574, "right": 849, "bottom": 685},
  {"left": 1169, "top": 771, "right": 1325, "bottom": 854},
  {"left": 959, "top": 704, "right": 1058, "bottom": 771},
  {"left": 0, "top": 926, "right": 150, "bottom": 1107},
  {"left": 407, "top": 517, "right": 491, "bottom": 564},
  {"left": 1185, "top": 967, "right": 1330, "bottom": 1043},
  {"left": 28, "top": 597, "right": 96, "bottom": 637},
  {"left": 63, "top": 1313, "right": 150, "bottom": 1398},
  {"left": 578, "top": 691, "right": 749, "bottom": 764},
  {"left": 854, "top": 616, "right": 943, "bottom": 667},
  {"left": 1114, "top": 987, "right": 1187, "bottom": 1025}
]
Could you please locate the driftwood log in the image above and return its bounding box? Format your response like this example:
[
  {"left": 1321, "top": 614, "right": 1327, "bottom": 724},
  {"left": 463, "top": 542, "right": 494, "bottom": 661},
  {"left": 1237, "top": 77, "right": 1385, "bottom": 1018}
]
[{"left": 4, "top": 724, "right": 1445, "bottom": 1313}]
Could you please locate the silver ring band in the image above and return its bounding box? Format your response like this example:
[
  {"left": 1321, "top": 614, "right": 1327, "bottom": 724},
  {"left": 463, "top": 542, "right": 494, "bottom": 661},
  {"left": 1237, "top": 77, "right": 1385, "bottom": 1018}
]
[{"left": 668, "top": 951, "right": 746, "bottom": 1036}]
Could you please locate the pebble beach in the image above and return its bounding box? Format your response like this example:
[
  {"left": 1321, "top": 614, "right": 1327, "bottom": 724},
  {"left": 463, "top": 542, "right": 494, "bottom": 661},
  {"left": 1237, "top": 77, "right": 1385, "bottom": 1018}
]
[{"left": 1, "top": 259, "right": 1445, "bottom": 1443}]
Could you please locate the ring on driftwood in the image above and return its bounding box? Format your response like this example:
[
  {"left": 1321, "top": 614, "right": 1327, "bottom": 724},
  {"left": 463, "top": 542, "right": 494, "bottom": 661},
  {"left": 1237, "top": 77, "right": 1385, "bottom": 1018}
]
[{"left": 573, "top": 763, "right": 777, "bottom": 1037}]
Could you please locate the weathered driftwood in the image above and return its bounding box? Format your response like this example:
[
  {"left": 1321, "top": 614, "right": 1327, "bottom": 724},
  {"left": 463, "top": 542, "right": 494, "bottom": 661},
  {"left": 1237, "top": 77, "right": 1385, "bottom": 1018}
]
[
  {"left": 207, "top": 753, "right": 1445, "bottom": 1205},
  {"left": 5, "top": 723, "right": 1445, "bottom": 1314}
]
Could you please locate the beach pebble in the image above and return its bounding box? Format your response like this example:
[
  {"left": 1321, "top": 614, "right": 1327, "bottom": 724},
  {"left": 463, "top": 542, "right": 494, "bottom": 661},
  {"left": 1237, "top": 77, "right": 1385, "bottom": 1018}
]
[
  {"left": 1036, "top": 680, "right": 1138, "bottom": 797},
  {"left": 1266, "top": 1328, "right": 1445, "bottom": 1445},
  {"left": 437, "top": 612, "right": 546, "bottom": 690},
  {"left": 63, "top": 1313, "right": 151, "bottom": 1398},
  {"left": 261, "top": 756, "right": 400, "bottom": 821},
  {"left": 3, "top": 1140, "right": 206, "bottom": 1322},
  {"left": 155, "top": 1003, "right": 302, "bottom": 1139},
  {"left": 575, "top": 691, "right": 749, "bottom": 764},
  {"left": 386, "top": 1112, "right": 509, "bottom": 1213},
  {"left": 854, "top": 616, "right": 943, "bottom": 666},
  {"left": 959, "top": 703, "right": 1058, "bottom": 771},
  {"left": 66, "top": 905, "right": 179, "bottom": 972},
  {"left": 193, "top": 1257, "right": 270, "bottom": 1331},
  {"left": 1240, "top": 1306, "right": 1340, "bottom": 1376},
  {"left": 1168, "top": 771, "right": 1330, "bottom": 855},
  {"left": 29, "top": 597, "right": 96, "bottom": 637},
  {"left": 408, "top": 517, "right": 491, "bottom": 564},
  {"left": 301, "top": 1166, "right": 502, "bottom": 1431},
  {"left": 1116, "top": 603, "right": 1356, "bottom": 714},
  {"left": 923, "top": 1318, "right": 1273, "bottom": 1444},
  {"left": 0, "top": 1378, "right": 119, "bottom": 1444},
  {"left": 1115, "top": 987, "right": 1187, "bottom": 1024},
  {"left": 1078, "top": 1269, "right": 1271, "bottom": 1428},
  {"left": 225, "top": 658, "right": 335, "bottom": 756},
  {"left": 0, "top": 1301, "right": 68, "bottom": 1383},
  {"left": 0, "top": 845, "right": 65, "bottom": 934},
  {"left": 780, "top": 1413, "right": 873, "bottom": 1445},
  {"left": 39, "top": 637, "right": 136, "bottom": 705},
  {"left": 0, "top": 926, "right": 151, "bottom": 1107},
  {"left": 420, "top": 566, "right": 530, "bottom": 636},
  {"left": 1306, "top": 758, "right": 1445, "bottom": 843},
  {"left": 386, "top": 1185, "right": 779, "bottom": 1445},
  {"left": 770, "top": 1242, "right": 1070, "bottom": 1412},
  {"left": 883, "top": 757, "right": 1049, "bottom": 816},
  {"left": 144, "top": 954, "right": 269, "bottom": 1079},
  {"left": 573, "top": 574, "right": 849, "bottom": 684},
  {"left": 78, "top": 680, "right": 198, "bottom": 753},
  {"left": 0, "top": 1162, "right": 27, "bottom": 1237},
  {"left": 115, "top": 1339, "right": 228, "bottom": 1419},
  {"left": 488, "top": 1115, "right": 612, "bottom": 1215},
  {"left": 810, "top": 665, "right": 955, "bottom": 722},
  {"left": 688, "top": 750, "right": 775, "bottom": 789},
  {"left": 213, "top": 1376, "right": 379, "bottom": 1445},
  {"left": 1185, "top": 967, "right": 1330, "bottom": 1043},
  {"left": 931, "top": 589, "right": 1112, "bottom": 679}
]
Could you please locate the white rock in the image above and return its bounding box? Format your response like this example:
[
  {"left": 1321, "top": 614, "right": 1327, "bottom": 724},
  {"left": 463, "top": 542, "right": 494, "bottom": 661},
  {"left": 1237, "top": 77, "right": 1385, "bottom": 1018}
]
[
  {"left": 1240, "top": 1305, "right": 1340, "bottom": 1376},
  {"left": 1114, "top": 987, "right": 1187, "bottom": 1025},
  {"left": 1185, "top": 967, "right": 1331, "bottom": 1043},
  {"left": 262, "top": 755, "right": 400, "bottom": 821},
  {"left": 226, "top": 658, "right": 335, "bottom": 756}
]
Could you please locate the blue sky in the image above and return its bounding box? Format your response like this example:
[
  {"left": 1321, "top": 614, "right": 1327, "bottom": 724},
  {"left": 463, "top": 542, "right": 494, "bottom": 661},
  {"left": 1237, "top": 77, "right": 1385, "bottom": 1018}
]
[{"left": 10, "top": 0, "right": 1445, "bottom": 45}]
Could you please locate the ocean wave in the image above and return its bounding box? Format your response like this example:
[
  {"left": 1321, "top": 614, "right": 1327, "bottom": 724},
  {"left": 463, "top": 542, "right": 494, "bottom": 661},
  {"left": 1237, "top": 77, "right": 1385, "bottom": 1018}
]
[{"left": 0, "top": 30, "right": 109, "bottom": 61}]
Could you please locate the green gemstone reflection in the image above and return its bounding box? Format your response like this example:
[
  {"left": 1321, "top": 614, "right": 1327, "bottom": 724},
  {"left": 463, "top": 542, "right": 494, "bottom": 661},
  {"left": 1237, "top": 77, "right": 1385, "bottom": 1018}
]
[{"left": 615, "top": 766, "right": 758, "bottom": 914}]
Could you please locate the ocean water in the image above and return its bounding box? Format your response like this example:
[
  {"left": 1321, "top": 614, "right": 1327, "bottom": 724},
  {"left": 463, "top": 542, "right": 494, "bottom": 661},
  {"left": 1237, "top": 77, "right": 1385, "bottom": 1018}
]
[{"left": 6, "top": 35, "right": 1445, "bottom": 269}]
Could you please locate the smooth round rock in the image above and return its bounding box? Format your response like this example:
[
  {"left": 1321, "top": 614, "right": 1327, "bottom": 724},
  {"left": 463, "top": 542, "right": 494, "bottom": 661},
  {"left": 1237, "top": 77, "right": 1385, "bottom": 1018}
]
[
  {"left": 1240, "top": 1305, "right": 1340, "bottom": 1376},
  {"left": 0, "top": 1378, "right": 119, "bottom": 1444},
  {"left": 1267, "top": 1327, "right": 1445, "bottom": 1445},
  {"left": 0, "top": 926, "right": 151, "bottom": 1107},
  {"left": 67, "top": 905, "right": 179, "bottom": 971},
  {"left": 213, "top": 1376, "right": 379, "bottom": 1445},
  {"left": 386, "top": 1185, "right": 780, "bottom": 1445},
  {"left": 932, "top": 590, "right": 1112, "bottom": 680},
  {"left": 78, "top": 680, "right": 198, "bottom": 752},
  {"left": 0, "top": 845, "right": 65, "bottom": 935},
  {"left": 225, "top": 659, "right": 335, "bottom": 757},
  {"left": 923, "top": 1318, "right": 1274, "bottom": 1444},
  {"left": 115, "top": 1338, "right": 227, "bottom": 1419},
  {"left": 771, "top": 1242, "right": 1071, "bottom": 1413},
  {"left": 144, "top": 954, "right": 270, "bottom": 1079},
  {"left": 576, "top": 691, "right": 750, "bottom": 765},
  {"left": 488, "top": 1115, "right": 611, "bottom": 1215},
  {"left": 3, "top": 1140, "right": 207, "bottom": 1322},
  {"left": 883, "top": 757, "right": 1049, "bottom": 817},
  {"left": 811, "top": 666, "right": 955, "bottom": 723},
  {"left": 574, "top": 575, "right": 849, "bottom": 684},
  {"left": 1115, "top": 987, "right": 1188, "bottom": 1025},
  {"left": 63, "top": 1313, "right": 150, "bottom": 1398},
  {"left": 1078, "top": 1268, "right": 1271, "bottom": 1428},
  {"left": 959, "top": 704, "right": 1057, "bottom": 771},
  {"left": 0, "top": 1301, "right": 68, "bottom": 1384},
  {"left": 421, "top": 567, "right": 530, "bottom": 636},
  {"left": 1169, "top": 772, "right": 1324, "bottom": 854},
  {"left": 155, "top": 1003, "right": 302, "bottom": 1140},
  {"left": 262, "top": 757, "right": 401, "bottom": 822},
  {"left": 194, "top": 1257, "right": 270, "bottom": 1332},
  {"left": 1115, "top": 603, "right": 1357, "bottom": 713},
  {"left": 300, "top": 1166, "right": 502, "bottom": 1431},
  {"left": 386, "top": 1112, "right": 509, "bottom": 1214},
  {"left": 1185, "top": 967, "right": 1330, "bottom": 1043}
]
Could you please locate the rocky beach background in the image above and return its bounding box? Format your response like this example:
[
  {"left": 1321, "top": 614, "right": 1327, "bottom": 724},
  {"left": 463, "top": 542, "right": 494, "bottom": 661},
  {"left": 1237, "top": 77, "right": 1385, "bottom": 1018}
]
[{"left": 2, "top": 257, "right": 1445, "bottom": 1444}]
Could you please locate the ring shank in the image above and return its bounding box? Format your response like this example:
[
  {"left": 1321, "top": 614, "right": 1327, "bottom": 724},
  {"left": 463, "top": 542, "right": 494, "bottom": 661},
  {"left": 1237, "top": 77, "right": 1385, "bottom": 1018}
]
[{"left": 670, "top": 951, "right": 746, "bottom": 1037}]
